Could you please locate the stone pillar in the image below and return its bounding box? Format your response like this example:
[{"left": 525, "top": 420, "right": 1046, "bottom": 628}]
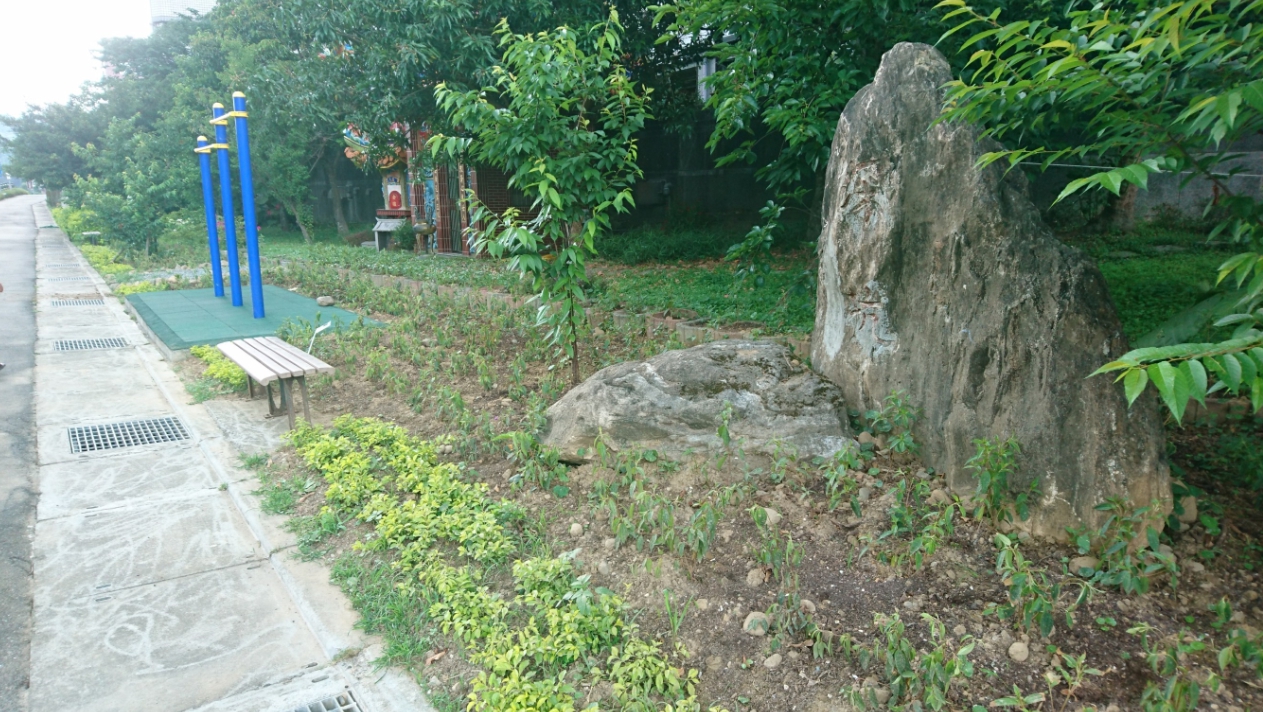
[{"left": 811, "top": 42, "right": 1170, "bottom": 538}]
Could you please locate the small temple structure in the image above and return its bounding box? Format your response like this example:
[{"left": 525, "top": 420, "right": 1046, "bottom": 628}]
[{"left": 346, "top": 124, "right": 531, "bottom": 255}]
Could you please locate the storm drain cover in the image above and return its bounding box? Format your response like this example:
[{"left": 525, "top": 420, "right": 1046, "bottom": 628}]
[
  {"left": 49, "top": 276, "right": 89, "bottom": 282},
  {"left": 54, "top": 338, "right": 128, "bottom": 352},
  {"left": 285, "top": 692, "right": 361, "bottom": 712},
  {"left": 68, "top": 417, "right": 190, "bottom": 454},
  {"left": 51, "top": 299, "right": 104, "bottom": 307}
]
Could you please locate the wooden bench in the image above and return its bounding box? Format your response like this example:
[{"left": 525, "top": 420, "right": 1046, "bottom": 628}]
[{"left": 216, "top": 336, "right": 334, "bottom": 429}]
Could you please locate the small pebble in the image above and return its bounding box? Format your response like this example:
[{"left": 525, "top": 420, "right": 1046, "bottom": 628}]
[
  {"left": 857, "top": 487, "right": 873, "bottom": 502},
  {"left": 746, "top": 568, "right": 765, "bottom": 588},
  {"left": 953, "top": 624, "right": 967, "bottom": 636},
  {"left": 570, "top": 522, "right": 584, "bottom": 537},
  {"left": 1008, "top": 641, "right": 1030, "bottom": 663},
  {"left": 598, "top": 561, "right": 611, "bottom": 575},
  {"left": 763, "top": 653, "right": 782, "bottom": 669},
  {"left": 743, "top": 612, "right": 770, "bottom": 636},
  {"left": 763, "top": 508, "right": 783, "bottom": 527},
  {"left": 602, "top": 537, "right": 617, "bottom": 551},
  {"left": 1069, "top": 556, "right": 1099, "bottom": 574},
  {"left": 695, "top": 599, "right": 709, "bottom": 610}
]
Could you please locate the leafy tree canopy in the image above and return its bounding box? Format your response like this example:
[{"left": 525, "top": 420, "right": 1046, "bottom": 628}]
[{"left": 938, "top": 0, "right": 1263, "bottom": 418}]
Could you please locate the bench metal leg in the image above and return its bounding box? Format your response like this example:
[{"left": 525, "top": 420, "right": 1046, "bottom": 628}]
[
  {"left": 247, "top": 376, "right": 255, "bottom": 400},
  {"left": 265, "top": 380, "right": 289, "bottom": 418},
  {"left": 298, "top": 375, "right": 311, "bottom": 424},
  {"left": 279, "top": 378, "right": 296, "bottom": 430}
]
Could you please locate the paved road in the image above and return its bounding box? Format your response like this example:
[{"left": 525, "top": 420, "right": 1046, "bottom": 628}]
[{"left": 0, "top": 194, "right": 40, "bottom": 712}]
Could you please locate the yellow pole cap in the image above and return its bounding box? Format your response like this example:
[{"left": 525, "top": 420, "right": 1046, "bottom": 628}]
[
  {"left": 212, "top": 102, "right": 224, "bottom": 109},
  {"left": 196, "top": 135, "right": 208, "bottom": 141},
  {"left": 232, "top": 91, "right": 246, "bottom": 98}
]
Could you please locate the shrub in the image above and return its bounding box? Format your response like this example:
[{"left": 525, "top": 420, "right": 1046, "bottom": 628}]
[
  {"left": 190, "top": 344, "right": 247, "bottom": 389},
  {"left": 79, "top": 245, "right": 134, "bottom": 276},
  {"left": 115, "top": 281, "right": 167, "bottom": 296}
]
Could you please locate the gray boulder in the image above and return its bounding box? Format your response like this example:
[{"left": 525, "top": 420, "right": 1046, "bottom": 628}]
[
  {"left": 542, "top": 340, "right": 850, "bottom": 463},
  {"left": 811, "top": 43, "right": 1169, "bottom": 538}
]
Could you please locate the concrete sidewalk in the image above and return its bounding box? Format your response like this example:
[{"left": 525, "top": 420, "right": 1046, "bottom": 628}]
[{"left": 26, "top": 202, "right": 431, "bottom": 712}]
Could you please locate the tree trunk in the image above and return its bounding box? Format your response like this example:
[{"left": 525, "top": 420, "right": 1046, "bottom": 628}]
[
  {"left": 276, "top": 203, "right": 290, "bottom": 231},
  {"left": 282, "top": 199, "right": 313, "bottom": 244},
  {"left": 1086, "top": 183, "right": 1139, "bottom": 234},
  {"left": 323, "top": 156, "right": 349, "bottom": 235},
  {"left": 1107, "top": 183, "right": 1138, "bottom": 233}
]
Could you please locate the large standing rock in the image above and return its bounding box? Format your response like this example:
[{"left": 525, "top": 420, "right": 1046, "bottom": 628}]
[
  {"left": 811, "top": 43, "right": 1169, "bottom": 538},
  {"left": 542, "top": 341, "right": 850, "bottom": 462}
]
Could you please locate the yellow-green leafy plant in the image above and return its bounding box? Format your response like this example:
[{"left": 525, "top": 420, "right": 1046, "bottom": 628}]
[
  {"left": 79, "top": 244, "right": 134, "bottom": 275},
  {"left": 189, "top": 344, "right": 247, "bottom": 390},
  {"left": 289, "top": 416, "right": 715, "bottom": 712},
  {"left": 114, "top": 281, "right": 167, "bottom": 296}
]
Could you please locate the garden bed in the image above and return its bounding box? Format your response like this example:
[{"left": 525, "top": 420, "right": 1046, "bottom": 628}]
[{"left": 173, "top": 260, "right": 1263, "bottom": 712}]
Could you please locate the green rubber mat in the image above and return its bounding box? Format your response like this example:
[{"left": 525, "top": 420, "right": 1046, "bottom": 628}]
[{"left": 127, "top": 286, "right": 376, "bottom": 350}]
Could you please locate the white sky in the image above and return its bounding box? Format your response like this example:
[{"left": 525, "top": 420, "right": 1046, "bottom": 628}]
[{"left": 0, "top": 0, "right": 152, "bottom": 117}]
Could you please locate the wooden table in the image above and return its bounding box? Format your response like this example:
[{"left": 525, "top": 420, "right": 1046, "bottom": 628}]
[{"left": 216, "top": 336, "right": 334, "bottom": 429}]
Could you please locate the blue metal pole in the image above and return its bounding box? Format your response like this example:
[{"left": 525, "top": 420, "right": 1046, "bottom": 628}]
[
  {"left": 232, "top": 92, "right": 265, "bottom": 319},
  {"left": 196, "top": 136, "right": 225, "bottom": 297},
  {"left": 213, "top": 103, "right": 243, "bottom": 307}
]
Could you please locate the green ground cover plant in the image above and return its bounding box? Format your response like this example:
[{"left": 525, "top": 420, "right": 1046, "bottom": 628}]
[
  {"left": 113, "top": 281, "right": 168, "bottom": 296},
  {"left": 189, "top": 344, "right": 247, "bottom": 389},
  {"left": 289, "top": 415, "right": 727, "bottom": 712},
  {"left": 0, "top": 188, "right": 29, "bottom": 201},
  {"left": 78, "top": 245, "right": 134, "bottom": 276}
]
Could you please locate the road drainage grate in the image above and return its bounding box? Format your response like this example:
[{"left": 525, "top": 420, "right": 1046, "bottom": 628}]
[
  {"left": 68, "top": 417, "right": 190, "bottom": 454},
  {"left": 285, "top": 692, "right": 361, "bottom": 712},
  {"left": 54, "top": 338, "right": 128, "bottom": 352},
  {"left": 49, "top": 276, "right": 90, "bottom": 282},
  {"left": 51, "top": 299, "right": 104, "bottom": 307}
]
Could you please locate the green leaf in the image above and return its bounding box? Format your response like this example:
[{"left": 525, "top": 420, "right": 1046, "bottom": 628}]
[
  {"left": 1099, "top": 169, "right": 1124, "bottom": 196},
  {"left": 1181, "top": 359, "right": 1207, "bottom": 406},
  {"left": 1148, "top": 361, "right": 1183, "bottom": 419},
  {"left": 1220, "top": 353, "right": 1243, "bottom": 389},
  {"left": 1240, "top": 349, "right": 1259, "bottom": 385},
  {"left": 1123, "top": 368, "right": 1149, "bottom": 405}
]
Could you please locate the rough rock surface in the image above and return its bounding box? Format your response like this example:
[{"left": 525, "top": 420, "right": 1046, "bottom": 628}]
[
  {"left": 542, "top": 340, "right": 850, "bottom": 463},
  {"left": 810, "top": 42, "right": 1169, "bottom": 537}
]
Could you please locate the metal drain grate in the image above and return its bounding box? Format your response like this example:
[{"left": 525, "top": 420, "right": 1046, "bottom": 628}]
[
  {"left": 46, "top": 262, "right": 80, "bottom": 267},
  {"left": 54, "top": 337, "right": 128, "bottom": 352},
  {"left": 68, "top": 417, "right": 190, "bottom": 454},
  {"left": 286, "top": 692, "right": 361, "bottom": 712},
  {"left": 49, "top": 276, "right": 89, "bottom": 282},
  {"left": 51, "top": 299, "right": 104, "bottom": 307}
]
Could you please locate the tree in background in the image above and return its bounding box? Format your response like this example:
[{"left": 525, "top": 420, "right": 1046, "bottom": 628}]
[
  {"left": 654, "top": 0, "right": 953, "bottom": 235},
  {"left": 937, "top": 0, "right": 1263, "bottom": 419},
  {"left": 429, "top": 10, "right": 652, "bottom": 384},
  {"left": 0, "top": 99, "right": 101, "bottom": 199}
]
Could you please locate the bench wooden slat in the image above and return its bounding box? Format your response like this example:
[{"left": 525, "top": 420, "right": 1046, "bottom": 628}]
[
  {"left": 216, "top": 341, "right": 282, "bottom": 385},
  {"left": 246, "top": 337, "right": 320, "bottom": 376},
  {"left": 233, "top": 339, "right": 304, "bottom": 379},
  {"left": 216, "top": 335, "right": 334, "bottom": 392},
  {"left": 260, "top": 337, "right": 335, "bottom": 374},
  {"left": 234, "top": 338, "right": 300, "bottom": 378}
]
